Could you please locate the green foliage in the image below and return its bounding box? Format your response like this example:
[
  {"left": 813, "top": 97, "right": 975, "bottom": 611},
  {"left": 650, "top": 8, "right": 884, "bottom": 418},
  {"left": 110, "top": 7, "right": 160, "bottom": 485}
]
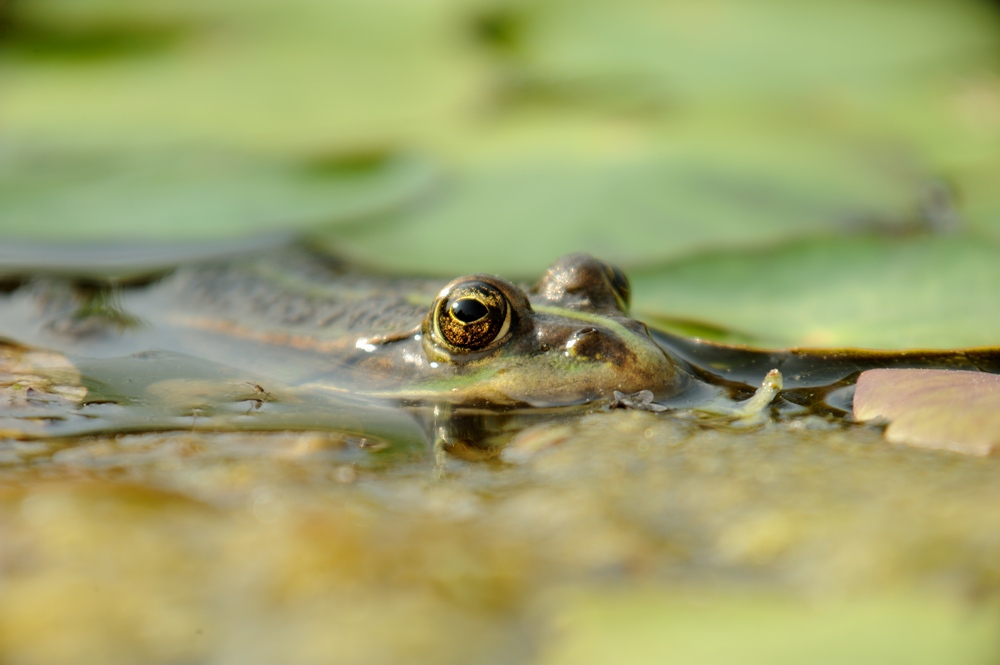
[
  {"left": 632, "top": 235, "right": 1000, "bottom": 349},
  {"left": 500, "top": 0, "right": 999, "bottom": 101},
  {"left": 2, "top": 0, "right": 487, "bottom": 151},
  {"left": 0, "top": 143, "right": 434, "bottom": 241},
  {"left": 318, "top": 110, "right": 918, "bottom": 275},
  {"left": 3, "top": 0, "right": 1000, "bottom": 347}
]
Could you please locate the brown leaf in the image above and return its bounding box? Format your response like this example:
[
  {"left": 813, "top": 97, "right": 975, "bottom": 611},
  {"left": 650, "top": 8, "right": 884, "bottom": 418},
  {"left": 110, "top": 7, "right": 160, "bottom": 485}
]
[{"left": 853, "top": 369, "right": 1000, "bottom": 455}]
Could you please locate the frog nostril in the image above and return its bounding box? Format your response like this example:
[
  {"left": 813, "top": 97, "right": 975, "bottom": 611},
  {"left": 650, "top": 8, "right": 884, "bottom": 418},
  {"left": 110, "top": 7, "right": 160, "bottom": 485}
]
[{"left": 565, "top": 327, "right": 605, "bottom": 357}]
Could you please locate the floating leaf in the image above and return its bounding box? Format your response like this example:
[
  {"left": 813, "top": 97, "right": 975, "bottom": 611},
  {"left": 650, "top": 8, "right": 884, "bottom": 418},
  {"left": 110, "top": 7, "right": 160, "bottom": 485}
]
[
  {"left": 0, "top": 142, "right": 436, "bottom": 246},
  {"left": 319, "top": 111, "right": 921, "bottom": 276},
  {"left": 501, "top": 0, "right": 998, "bottom": 102},
  {"left": 854, "top": 368, "right": 1000, "bottom": 455},
  {"left": 632, "top": 235, "right": 1000, "bottom": 349},
  {"left": 1, "top": 0, "right": 490, "bottom": 152}
]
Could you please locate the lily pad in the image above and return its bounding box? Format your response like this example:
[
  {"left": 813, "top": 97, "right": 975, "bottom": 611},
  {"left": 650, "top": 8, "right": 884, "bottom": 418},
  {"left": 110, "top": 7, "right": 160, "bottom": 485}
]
[
  {"left": 952, "top": 153, "right": 1000, "bottom": 241},
  {"left": 499, "top": 0, "right": 999, "bottom": 102},
  {"left": 1, "top": 0, "right": 490, "bottom": 152},
  {"left": 318, "top": 111, "right": 921, "bottom": 276},
  {"left": 0, "top": 143, "right": 436, "bottom": 246},
  {"left": 632, "top": 234, "right": 1000, "bottom": 349},
  {"left": 854, "top": 368, "right": 1000, "bottom": 455}
]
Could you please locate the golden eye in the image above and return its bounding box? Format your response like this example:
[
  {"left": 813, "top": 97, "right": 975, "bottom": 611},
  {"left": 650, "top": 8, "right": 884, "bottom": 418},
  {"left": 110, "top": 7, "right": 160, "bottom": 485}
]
[{"left": 432, "top": 280, "right": 512, "bottom": 352}]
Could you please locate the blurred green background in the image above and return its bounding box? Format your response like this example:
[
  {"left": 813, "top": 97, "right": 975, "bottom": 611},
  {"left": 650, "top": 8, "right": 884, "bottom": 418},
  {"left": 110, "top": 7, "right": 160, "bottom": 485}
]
[{"left": 3, "top": 0, "right": 1000, "bottom": 346}]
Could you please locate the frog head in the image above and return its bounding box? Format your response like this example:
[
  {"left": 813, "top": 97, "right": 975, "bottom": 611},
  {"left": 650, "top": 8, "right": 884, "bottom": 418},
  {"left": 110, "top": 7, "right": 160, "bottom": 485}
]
[{"left": 351, "top": 254, "right": 683, "bottom": 407}]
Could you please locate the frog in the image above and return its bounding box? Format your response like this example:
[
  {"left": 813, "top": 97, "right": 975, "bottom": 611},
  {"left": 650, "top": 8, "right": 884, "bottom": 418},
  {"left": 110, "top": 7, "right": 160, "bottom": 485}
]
[
  {"left": 0, "top": 248, "right": 691, "bottom": 420},
  {"left": 0, "top": 249, "right": 773, "bottom": 453},
  {"left": 146, "top": 251, "right": 694, "bottom": 410},
  {"left": 3, "top": 247, "right": 1000, "bottom": 449}
]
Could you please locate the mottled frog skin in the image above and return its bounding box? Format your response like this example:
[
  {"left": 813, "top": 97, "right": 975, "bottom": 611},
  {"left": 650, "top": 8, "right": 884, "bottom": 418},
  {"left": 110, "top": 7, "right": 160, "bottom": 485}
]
[{"left": 0, "top": 251, "right": 683, "bottom": 410}]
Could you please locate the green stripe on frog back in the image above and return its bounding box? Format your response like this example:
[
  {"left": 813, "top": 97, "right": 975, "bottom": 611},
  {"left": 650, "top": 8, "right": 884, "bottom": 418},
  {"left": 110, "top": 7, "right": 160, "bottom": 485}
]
[{"left": 532, "top": 305, "right": 647, "bottom": 340}]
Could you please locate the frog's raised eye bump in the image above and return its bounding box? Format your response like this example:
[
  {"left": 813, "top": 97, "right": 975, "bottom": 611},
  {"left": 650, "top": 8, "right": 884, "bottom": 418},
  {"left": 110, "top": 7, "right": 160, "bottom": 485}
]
[
  {"left": 603, "top": 262, "right": 631, "bottom": 311},
  {"left": 433, "top": 280, "right": 512, "bottom": 352}
]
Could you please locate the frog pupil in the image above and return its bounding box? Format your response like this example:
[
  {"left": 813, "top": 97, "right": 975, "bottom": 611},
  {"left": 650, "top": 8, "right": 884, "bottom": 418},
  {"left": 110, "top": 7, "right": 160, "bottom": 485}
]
[{"left": 451, "top": 298, "right": 488, "bottom": 323}]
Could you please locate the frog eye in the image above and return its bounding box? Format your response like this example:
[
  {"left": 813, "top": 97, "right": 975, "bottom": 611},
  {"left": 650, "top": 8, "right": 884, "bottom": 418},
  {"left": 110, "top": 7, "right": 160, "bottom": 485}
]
[
  {"left": 602, "top": 262, "right": 631, "bottom": 311},
  {"left": 432, "top": 280, "right": 513, "bottom": 352}
]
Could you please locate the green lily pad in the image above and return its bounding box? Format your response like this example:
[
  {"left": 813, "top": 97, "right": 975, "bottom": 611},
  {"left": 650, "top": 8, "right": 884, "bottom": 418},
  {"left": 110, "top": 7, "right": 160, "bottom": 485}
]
[
  {"left": 0, "top": 143, "right": 436, "bottom": 244},
  {"left": 631, "top": 234, "right": 1000, "bottom": 350},
  {"left": 318, "top": 111, "right": 920, "bottom": 276},
  {"left": 500, "top": 0, "right": 998, "bottom": 102},
  {"left": 1, "top": 0, "right": 489, "bottom": 152},
  {"left": 5, "top": 0, "right": 999, "bottom": 272},
  {"left": 950, "top": 153, "right": 1000, "bottom": 241},
  {"left": 839, "top": 79, "right": 1000, "bottom": 242},
  {"left": 854, "top": 368, "right": 1000, "bottom": 455}
]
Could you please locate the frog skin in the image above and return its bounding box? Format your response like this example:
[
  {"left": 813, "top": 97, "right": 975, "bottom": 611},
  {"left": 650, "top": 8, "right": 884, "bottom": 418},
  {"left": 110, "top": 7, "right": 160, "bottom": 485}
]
[
  {"left": 179, "top": 252, "right": 686, "bottom": 408},
  {"left": 0, "top": 251, "right": 686, "bottom": 410}
]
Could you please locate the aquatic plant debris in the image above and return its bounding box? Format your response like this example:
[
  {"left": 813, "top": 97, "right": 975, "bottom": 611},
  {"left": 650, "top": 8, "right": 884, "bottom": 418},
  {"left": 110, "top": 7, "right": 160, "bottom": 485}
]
[{"left": 853, "top": 369, "right": 1000, "bottom": 455}]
